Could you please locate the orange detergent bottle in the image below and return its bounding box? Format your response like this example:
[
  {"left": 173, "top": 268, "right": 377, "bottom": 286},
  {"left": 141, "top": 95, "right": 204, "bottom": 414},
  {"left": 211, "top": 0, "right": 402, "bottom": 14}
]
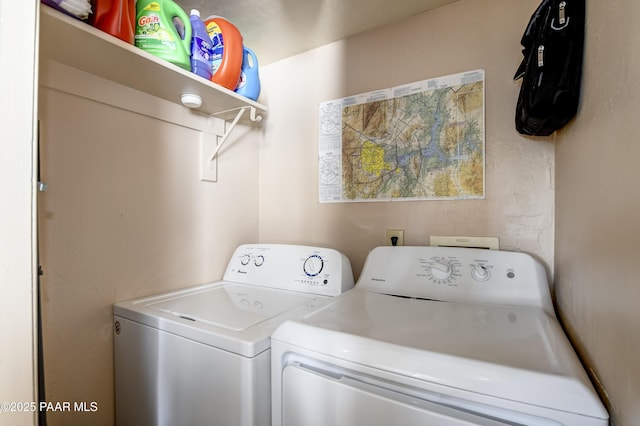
[
  {"left": 91, "top": 0, "right": 136, "bottom": 44},
  {"left": 204, "top": 16, "right": 243, "bottom": 90}
]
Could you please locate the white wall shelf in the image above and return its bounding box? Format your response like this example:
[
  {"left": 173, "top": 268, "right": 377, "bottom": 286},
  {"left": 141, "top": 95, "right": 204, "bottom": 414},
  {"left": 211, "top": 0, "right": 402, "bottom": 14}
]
[{"left": 39, "top": 4, "right": 267, "bottom": 121}]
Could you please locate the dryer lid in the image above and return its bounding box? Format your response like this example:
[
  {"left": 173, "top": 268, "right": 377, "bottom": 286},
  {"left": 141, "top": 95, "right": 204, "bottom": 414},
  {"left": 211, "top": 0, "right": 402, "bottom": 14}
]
[{"left": 272, "top": 289, "right": 608, "bottom": 420}]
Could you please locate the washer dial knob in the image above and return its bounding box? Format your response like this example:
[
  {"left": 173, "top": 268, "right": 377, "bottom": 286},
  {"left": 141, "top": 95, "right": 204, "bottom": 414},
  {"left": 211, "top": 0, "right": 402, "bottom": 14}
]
[
  {"left": 240, "top": 254, "right": 251, "bottom": 265},
  {"left": 303, "top": 255, "right": 324, "bottom": 277},
  {"left": 471, "top": 264, "right": 490, "bottom": 281},
  {"left": 254, "top": 255, "right": 265, "bottom": 267},
  {"left": 430, "top": 260, "right": 454, "bottom": 281}
]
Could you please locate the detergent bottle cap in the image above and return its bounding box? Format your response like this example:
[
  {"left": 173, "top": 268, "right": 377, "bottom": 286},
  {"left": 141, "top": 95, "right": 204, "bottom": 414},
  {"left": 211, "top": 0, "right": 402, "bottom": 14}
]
[{"left": 191, "top": 9, "right": 200, "bottom": 17}]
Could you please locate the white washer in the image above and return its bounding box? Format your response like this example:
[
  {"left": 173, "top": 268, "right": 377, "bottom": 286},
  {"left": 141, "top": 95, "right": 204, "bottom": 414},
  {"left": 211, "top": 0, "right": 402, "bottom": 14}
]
[
  {"left": 114, "top": 244, "right": 353, "bottom": 426},
  {"left": 271, "top": 246, "right": 609, "bottom": 426}
]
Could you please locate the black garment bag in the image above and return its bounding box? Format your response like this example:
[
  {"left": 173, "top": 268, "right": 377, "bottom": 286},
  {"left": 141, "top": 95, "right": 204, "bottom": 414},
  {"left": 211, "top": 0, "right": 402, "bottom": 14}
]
[{"left": 514, "top": 0, "right": 585, "bottom": 136}]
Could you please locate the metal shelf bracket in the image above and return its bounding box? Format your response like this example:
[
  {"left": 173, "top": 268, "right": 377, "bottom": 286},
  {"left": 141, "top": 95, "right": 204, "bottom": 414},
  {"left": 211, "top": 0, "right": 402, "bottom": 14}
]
[{"left": 209, "top": 106, "right": 262, "bottom": 162}]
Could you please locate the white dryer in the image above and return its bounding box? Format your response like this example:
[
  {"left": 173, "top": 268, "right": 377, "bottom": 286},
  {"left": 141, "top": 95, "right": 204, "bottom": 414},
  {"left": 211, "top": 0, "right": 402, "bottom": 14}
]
[
  {"left": 271, "top": 246, "right": 609, "bottom": 426},
  {"left": 114, "top": 244, "right": 353, "bottom": 426}
]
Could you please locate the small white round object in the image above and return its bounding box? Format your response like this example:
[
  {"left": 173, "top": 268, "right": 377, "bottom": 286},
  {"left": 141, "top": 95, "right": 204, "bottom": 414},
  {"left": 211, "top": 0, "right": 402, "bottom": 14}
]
[{"left": 181, "top": 93, "right": 202, "bottom": 109}]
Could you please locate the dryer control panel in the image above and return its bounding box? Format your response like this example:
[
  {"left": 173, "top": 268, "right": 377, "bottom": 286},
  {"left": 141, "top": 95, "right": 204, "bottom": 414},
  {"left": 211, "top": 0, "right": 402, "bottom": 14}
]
[
  {"left": 223, "top": 244, "right": 354, "bottom": 296},
  {"left": 358, "top": 246, "right": 553, "bottom": 315}
]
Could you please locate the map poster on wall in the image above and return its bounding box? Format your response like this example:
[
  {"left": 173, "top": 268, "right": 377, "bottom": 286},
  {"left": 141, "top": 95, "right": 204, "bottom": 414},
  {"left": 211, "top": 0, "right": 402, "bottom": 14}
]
[{"left": 318, "top": 69, "right": 485, "bottom": 203}]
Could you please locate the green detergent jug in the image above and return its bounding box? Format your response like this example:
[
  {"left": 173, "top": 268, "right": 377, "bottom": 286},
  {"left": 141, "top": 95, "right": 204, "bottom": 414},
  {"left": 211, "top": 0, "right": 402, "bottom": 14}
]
[{"left": 135, "top": 0, "right": 192, "bottom": 70}]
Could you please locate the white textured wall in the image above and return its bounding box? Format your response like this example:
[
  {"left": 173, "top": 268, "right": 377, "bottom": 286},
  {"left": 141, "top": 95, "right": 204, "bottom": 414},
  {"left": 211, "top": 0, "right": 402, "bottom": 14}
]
[
  {"left": 555, "top": 0, "right": 640, "bottom": 424},
  {"left": 259, "top": 0, "right": 553, "bottom": 278},
  {"left": 38, "top": 62, "right": 260, "bottom": 425},
  {"left": 0, "top": 1, "right": 38, "bottom": 425}
]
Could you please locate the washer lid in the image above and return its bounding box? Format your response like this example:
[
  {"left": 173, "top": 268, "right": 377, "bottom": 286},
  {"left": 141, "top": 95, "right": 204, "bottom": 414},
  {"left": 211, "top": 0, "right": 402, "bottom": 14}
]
[
  {"left": 147, "top": 283, "right": 313, "bottom": 330},
  {"left": 114, "top": 282, "right": 326, "bottom": 357},
  {"left": 272, "top": 289, "right": 608, "bottom": 420}
]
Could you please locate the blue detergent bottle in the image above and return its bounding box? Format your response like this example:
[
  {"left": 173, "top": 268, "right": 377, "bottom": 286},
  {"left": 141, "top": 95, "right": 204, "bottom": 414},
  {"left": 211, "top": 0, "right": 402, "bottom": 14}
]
[
  {"left": 189, "top": 9, "right": 212, "bottom": 80},
  {"left": 235, "top": 47, "right": 261, "bottom": 101}
]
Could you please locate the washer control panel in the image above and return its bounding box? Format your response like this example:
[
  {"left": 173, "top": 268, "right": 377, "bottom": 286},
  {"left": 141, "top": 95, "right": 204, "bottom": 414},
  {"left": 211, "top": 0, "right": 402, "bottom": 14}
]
[
  {"left": 224, "top": 244, "right": 354, "bottom": 296},
  {"left": 423, "top": 255, "right": 494, "bottom": 285},
  {"left": 358, "top": 246, "right": 553, "bottom": 314}
]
